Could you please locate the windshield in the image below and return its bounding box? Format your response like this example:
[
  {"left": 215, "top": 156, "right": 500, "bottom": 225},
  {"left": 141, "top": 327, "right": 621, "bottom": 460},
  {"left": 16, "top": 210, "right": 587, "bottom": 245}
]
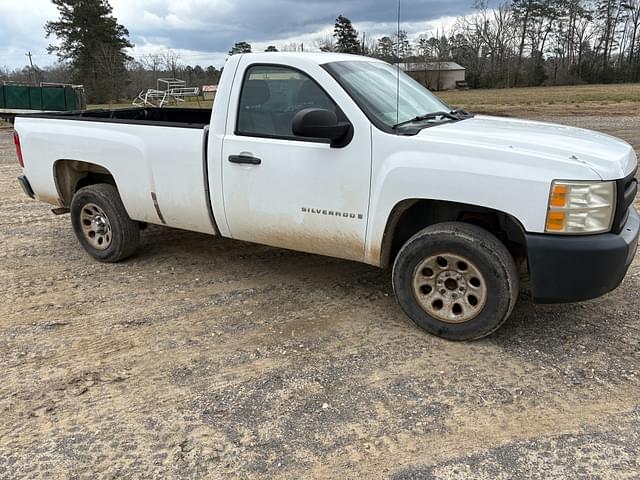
[{"left": 324, "top": 60, "right": 451, "bottom": 130}]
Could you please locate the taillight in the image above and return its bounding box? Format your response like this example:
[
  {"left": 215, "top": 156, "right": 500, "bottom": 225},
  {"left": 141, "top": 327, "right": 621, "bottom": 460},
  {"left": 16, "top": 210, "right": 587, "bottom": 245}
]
[{"left": 13, "top": 131, "right": 24, "bottom": 168}]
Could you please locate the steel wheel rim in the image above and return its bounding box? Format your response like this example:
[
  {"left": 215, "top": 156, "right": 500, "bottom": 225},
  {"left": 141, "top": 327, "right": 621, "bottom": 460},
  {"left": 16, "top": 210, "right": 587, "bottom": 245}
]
[
  {"left": 412, "top": 253, "right": 488, "bottom": 324},
  {"left": 80, "top": 203, "right": 112, "bottom": 251}
]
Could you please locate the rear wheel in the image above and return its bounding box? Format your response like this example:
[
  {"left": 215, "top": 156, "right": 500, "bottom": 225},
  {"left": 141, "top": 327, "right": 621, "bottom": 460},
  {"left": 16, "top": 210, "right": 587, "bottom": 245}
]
[
  {"left": 70, "top": 184, "right": 140, "bottom": 262},
  {"left": 392, "top": 222, "right": 519, "bottom": 341}
]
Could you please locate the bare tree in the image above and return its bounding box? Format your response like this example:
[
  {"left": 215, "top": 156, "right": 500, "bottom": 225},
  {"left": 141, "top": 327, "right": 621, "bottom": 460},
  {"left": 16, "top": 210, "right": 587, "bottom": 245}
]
[
  {"left": 95, "top": 43, "right": 128, "bottom": 105},
  {"left": 314, "top": 34, "right": 335, "bottom": 52},
  {"left": 160, "top": 49, "right": 182, "bottom": 78},
  {"left": 140, "top": 52, "right": 164, "bottom": 73},
  {"left": 623, "top": 0, "right": 640, "bottom": 78},
  {"left": 280, "top": 42, "right": 304, "bottom": 52}
]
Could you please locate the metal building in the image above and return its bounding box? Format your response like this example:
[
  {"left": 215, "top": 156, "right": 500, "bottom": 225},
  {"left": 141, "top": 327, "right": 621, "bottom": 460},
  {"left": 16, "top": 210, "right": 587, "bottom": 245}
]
[{"left": 399, "top": 62, "right": 467, "bottom": 91}]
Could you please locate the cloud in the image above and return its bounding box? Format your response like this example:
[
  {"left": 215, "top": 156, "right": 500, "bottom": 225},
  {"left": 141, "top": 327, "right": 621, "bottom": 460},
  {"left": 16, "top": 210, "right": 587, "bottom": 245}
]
[
  {"left": 0, "top": 0, "right": 482, "bottom": 69},
  {"left": 0, "top": 0, "right": 58, "bottom": 68}
]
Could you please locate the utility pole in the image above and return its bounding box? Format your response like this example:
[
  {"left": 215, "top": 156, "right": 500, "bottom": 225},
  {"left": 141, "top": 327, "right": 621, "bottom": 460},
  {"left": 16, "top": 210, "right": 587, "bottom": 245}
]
[{"left": 26, "top": 51, "right": 34, "bottom": 83}]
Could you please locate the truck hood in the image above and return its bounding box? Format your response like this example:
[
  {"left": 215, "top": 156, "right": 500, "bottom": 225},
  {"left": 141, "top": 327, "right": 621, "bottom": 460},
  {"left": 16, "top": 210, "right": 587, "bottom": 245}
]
[{"left": 419, "top": 115, "right": 637, "bottom": 180}]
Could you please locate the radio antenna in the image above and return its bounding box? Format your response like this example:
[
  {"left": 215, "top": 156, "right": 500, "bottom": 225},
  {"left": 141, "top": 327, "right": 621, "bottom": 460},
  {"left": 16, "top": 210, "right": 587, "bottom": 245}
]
[{"left": 396, "top": 0, "right": 401, "bottom": 127}]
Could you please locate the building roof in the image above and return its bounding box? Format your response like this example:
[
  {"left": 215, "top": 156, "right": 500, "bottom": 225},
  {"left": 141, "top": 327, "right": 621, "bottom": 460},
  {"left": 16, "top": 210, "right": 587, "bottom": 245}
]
[{"left": 399, "top": 62, "right": 466, "bottom": 72}]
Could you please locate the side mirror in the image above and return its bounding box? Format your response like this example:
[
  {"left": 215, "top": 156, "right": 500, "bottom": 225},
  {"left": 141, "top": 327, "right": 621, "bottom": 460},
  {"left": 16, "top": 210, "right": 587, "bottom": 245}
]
[{"left": 292, "top": 108, "right": 353, "bottom": 148}]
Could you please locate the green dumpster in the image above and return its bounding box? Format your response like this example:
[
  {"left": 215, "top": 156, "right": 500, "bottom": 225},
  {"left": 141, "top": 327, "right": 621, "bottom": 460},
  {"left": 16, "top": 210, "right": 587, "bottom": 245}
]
[{"left": 0, "top": 86, "right": 5, "bottom": 108}]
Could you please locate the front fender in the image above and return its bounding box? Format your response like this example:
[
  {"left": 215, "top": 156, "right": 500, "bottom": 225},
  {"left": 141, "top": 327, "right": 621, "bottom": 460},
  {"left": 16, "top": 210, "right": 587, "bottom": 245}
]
[{"left": 364, "top": 129, "right": 601, "bottom": 266}]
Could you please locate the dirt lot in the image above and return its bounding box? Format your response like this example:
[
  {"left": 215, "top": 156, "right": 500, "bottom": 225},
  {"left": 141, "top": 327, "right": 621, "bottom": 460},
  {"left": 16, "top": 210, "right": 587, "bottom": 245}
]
[{"left": 1, "top": 105, "right": 639, "bottom": 479}]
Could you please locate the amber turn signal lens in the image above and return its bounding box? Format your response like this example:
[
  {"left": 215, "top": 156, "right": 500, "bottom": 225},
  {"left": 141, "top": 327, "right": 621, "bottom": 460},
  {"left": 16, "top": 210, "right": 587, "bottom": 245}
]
[
  {"left": 550, "top": 184, "right": 568, "bottom": 207},
  {"left": 546, "top": 211, "right": 566, "bottom": 231}
]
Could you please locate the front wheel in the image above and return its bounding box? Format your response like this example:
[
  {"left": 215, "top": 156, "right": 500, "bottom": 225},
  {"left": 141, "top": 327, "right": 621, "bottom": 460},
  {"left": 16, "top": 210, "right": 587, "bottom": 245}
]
[
  {"left": 392, "top": 222, "right": 519, "bottom": 341},
  {"left": 70, "top": 184, "right": 140, "bottom": 263}
]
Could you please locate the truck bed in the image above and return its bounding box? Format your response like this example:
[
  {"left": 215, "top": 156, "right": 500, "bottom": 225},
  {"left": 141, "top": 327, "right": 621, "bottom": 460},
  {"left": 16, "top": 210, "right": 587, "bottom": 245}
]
[
  {"left": 23, "top": 107, "right": 212, "bottom": 129},
  {"left": 17, "top": 108, "right": 217, "bottom": 236}
]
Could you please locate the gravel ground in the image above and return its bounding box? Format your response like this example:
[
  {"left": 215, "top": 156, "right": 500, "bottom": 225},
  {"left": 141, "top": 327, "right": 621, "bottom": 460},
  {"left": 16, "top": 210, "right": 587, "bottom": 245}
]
[{"left": 0, "top": 115, "right": 639, "bottom": 480}]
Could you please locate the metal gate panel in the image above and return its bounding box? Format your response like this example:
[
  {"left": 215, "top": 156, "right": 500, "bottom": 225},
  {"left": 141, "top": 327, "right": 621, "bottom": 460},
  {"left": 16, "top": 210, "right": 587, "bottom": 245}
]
[
  {"left": 29, "top": 87, "right": 43, "bottom": 110},
  {"left": 4, "top": 86, "right": 30, "bottom": 109},
  {"left": 64, "top": 87, "right": 78, "bottom": 110},
  {"left": 42, "top": 87, "right": 67, "bottom": 110}
]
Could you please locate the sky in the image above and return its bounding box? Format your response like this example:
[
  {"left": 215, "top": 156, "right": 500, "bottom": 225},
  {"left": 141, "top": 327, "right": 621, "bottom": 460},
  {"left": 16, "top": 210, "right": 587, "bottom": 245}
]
[{"left": 0, "top": 0, "right": 485, "bottom": 70}]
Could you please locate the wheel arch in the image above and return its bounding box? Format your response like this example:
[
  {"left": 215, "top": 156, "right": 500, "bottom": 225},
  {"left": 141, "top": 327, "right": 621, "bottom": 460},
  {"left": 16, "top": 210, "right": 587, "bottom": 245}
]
[
  {"left": 379, "top": 199, "right": 528, "bottom": 269},
  {"left": 53, "top": 159, "right": 118, "bottom": 207}
]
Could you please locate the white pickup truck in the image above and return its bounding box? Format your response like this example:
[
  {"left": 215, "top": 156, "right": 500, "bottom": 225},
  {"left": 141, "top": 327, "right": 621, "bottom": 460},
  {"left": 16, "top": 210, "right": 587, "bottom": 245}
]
[{"left": 14, "top": 52, "right": 639, "bottom": 340}]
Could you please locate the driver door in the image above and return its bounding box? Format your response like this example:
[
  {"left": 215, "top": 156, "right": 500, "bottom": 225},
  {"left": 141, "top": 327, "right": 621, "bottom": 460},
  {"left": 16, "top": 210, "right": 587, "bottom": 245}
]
[{"left": 221, "top": 60, "right": 372, "bottom": 262}]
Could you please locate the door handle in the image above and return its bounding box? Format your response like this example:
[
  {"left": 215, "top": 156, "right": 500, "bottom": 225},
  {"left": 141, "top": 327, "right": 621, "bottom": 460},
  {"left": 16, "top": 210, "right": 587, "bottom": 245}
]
[{"left": 229, "top": 155, "right": 262, "bottom": 165}]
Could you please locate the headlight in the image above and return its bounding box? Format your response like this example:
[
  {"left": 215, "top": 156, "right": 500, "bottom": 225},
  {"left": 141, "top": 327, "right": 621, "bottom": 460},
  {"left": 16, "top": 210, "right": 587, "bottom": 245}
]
[{"left": 546, "top": 181, "right": 616, "bottom": 234}]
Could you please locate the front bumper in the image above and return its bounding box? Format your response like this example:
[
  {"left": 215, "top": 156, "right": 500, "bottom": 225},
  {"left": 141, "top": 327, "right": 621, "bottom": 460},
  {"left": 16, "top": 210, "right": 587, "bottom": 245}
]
[
  {"left": 526, "top": 207, "right": 639, "bottom": 304},
  {"left": 17, "top": 175, "right": 35, "bottom": 199}
]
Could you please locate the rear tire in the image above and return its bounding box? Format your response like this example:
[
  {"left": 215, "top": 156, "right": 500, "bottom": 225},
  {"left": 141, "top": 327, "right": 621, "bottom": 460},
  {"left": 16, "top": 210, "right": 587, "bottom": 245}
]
[
  {"left": 70, "top": 184, "right": 140, "bottom": 263},
  {"left": 392, "top": 222, "right": 519, "bottom": 341}
]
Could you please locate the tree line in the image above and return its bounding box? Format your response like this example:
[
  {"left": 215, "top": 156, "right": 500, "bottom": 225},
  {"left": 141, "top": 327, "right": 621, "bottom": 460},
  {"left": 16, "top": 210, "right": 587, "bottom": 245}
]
[
  {"left": 1, "top": 0, "right": 223, "bottom": 103},
  {"left": 230, "top": 2, "right": 640, "bottom": 89},
  {"left": 332, "top": 2, "right": 640, "bottom": 88},
  {"left": 0, "top": 49, "right": 223, "bottom": 105},
  {"left": 436, "top": 0, "right": 640, "bottom": 87},
  {"left": 2, "top": 0, "right": 639, "bottom": 103}
]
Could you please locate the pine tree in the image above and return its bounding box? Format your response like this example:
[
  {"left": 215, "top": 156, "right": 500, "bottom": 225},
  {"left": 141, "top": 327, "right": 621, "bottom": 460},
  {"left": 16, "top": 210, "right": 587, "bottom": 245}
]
[
  {"left": 229, "top": 42, "right": 253, "bottom": 55},
  {"left": 376, "top": 36, "right": 395, "bottom": 61},
  {"left": 333, "top": 15, "right": 360, "bottom": 54},
  {"left": 393, "top": 30, "right": 413, "bottom": 61},
  {"left": 45, "top": 0, "right": 133, "bottom": 103}
]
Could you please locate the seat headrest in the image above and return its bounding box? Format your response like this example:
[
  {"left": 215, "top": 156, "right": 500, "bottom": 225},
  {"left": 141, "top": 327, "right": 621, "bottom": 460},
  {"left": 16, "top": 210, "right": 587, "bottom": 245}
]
[
  {"left": 295, "top": 80, "right": 323, "bottom": 105},
  {"left": 242, "top": 80, "right": 270, "bottom": 107}
]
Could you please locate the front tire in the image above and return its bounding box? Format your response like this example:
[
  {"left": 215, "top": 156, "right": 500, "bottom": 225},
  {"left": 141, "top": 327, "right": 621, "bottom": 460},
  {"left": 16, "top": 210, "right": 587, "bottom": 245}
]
[
  {"left": 70, "top": 184, "right": 140, "bottom": 263},
  {"left": 392, "top": 222, "right": 519, "bottom": 341}
]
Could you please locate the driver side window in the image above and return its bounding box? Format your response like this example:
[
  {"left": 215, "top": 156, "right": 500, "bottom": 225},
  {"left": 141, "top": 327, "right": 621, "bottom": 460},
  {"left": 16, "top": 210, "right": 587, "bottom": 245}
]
[{"left": 236, "top": 65, "right": 343, "bottom": 139}]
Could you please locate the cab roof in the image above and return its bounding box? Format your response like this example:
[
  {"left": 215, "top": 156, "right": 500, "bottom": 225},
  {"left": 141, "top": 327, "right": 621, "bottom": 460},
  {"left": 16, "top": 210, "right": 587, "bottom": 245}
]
[{"left": 235, "top": 52, "right": 383, "bottom": 66}]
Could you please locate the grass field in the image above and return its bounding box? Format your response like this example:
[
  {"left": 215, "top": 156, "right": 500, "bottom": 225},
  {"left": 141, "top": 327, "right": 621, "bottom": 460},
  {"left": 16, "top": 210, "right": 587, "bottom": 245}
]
[{"left": 439, "top": 83, "right": 640, "bottom": 116}]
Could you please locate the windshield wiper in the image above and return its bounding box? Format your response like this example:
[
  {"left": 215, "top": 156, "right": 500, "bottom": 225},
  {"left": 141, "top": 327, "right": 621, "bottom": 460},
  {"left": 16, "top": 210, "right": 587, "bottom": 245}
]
[
  {"left": 392, "top": 110, "right": 468, "bottom": 130},
  {"left": 450, "top": 108, "right": 473, "bottom": 118}
]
